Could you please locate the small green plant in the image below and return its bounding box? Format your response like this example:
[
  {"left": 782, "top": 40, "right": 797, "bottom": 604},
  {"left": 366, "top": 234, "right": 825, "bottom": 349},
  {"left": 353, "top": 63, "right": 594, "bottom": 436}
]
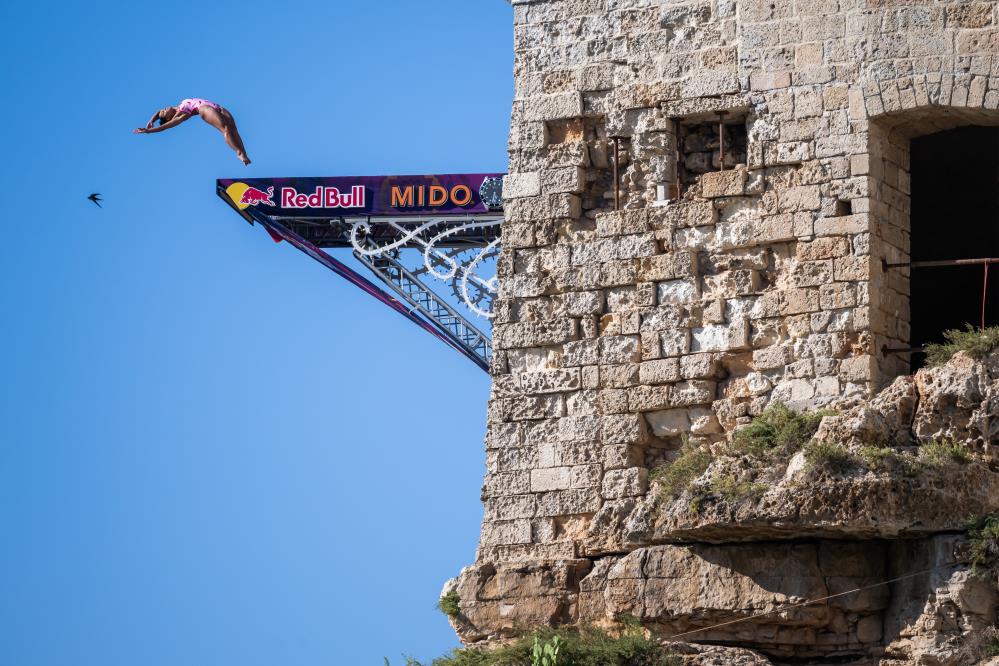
[
  {"left": 531, "top": 635, "right": 562, "bottom": 666},
  {"left": 803, "top": 440, "right": 856, "bottom": 473},
  {"left": 438, "top": 591, "right": 461, "bottom": 618},
  {"left": 858, "top": 446, "right": 933, "bottom": 477},
  {"left": 919, "top": 440, "right": 972, "bottom": 467},
  {"left": 429, "top": 626, "right": 678, "bottom": 666},
  {"left": 614, "top": 614, "right": 644, "bottom": 632},
  {"left": 708, "top": 470, "right": 768, "bottom": 502},
  {"left": 924, "top": 324, "right": 999, "bottom": 367},
  {"left": 650, "top": 440, "right": 712, "bottom": 501},
  {"left": 858, "top": 445, "right": 897, "bottom": 471},
  {"left": 967, "top": 514, "right": 999, "bottom": 578},
  {"left": 687, "top": 489, "right": 708, "bottom": 514},
  {"left": 730, "top": 403, "right": 834, "bottom": 460}
]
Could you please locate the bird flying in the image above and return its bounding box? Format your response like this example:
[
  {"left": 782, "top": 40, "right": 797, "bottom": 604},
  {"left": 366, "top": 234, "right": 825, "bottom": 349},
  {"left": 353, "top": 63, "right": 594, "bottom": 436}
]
[{"left": 88, "top": 193, "right": 102, "bottom": 208}]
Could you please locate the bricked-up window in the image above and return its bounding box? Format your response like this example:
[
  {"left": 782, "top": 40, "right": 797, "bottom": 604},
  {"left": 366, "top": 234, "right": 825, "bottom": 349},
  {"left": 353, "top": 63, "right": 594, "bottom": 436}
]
[
  {"left": 909, "top": 125, "right": 999, "bottom": 369},
  {"left": 545, "top": 117, "right": 614, "bottom": 212},
  {"left": 677, "top": 118, "right": 748, "bottom": 191}
]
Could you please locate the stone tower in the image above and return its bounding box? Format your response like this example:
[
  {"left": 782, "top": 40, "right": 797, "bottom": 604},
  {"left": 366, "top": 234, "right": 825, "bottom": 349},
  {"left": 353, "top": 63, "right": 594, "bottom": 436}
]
[{"left": 448, "top": 0, "right": 999, "bottom": 661}]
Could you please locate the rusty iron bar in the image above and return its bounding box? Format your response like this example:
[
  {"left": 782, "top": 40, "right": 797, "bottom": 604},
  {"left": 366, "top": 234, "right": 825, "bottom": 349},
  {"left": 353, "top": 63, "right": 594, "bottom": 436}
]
[
  {"left": 611, "top": 135, "right": 623, "bottom": 211},
  {"left": 983, "top": 262, "right": 990, "bottom": 331},
  {"left": 882, "top": 256, "right": 999, "bottom": 272},
  {"left": 882, "top": 256, "right": 997, "bottom": 330},
  {"left": 882, "top": 345, "right": 926, "bottom": 357},
  {"left": 673, "top": 119, "right": 685, "bottom": 199},
  {"left": 881, "top": 254, "right": 998, "bottom": 338},
  {"left": 717, "top": 111, "right": 728, "bottom": 171}
]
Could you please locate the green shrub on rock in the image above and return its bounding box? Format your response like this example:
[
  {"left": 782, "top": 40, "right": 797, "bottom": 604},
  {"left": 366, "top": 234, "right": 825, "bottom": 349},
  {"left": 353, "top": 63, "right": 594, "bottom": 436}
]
[
  {"left": 707, "top": 470, "right": 768, "bottom": 502},
  {"left": 857, "top": 445, "right": 898, "bottom": 472},
  {"left": 968, "top": 514, "right": 999, "bottom": 577},
  {"left": 651, "top": 440, "right": 712, "bottom": 501},
  {"left": 919, "top": 440, "right": 972, "bottom": 467},
  {"left": 428, "top": 626, "right": 677, "bottom": 666},
  {"left": 438, "top": 591, "right": 461, "bottom": 618},
  {"left": 924, "top": 325, "right": 999, "bottom": 367},
  {"left": 803, "top": 440, "right": 856, "bottom": 473},
  {"left": 730, "top": 402, "right": 833, "bottom": 460}
]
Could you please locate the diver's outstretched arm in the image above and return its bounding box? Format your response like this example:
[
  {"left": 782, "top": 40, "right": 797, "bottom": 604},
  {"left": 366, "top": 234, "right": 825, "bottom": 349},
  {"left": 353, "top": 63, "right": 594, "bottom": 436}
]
[
  {"left": 134, "top": 113, "right": 191, "bottom": 134},
  {"left": 145, "top": 112, "right": 159, "bottom": 129}
]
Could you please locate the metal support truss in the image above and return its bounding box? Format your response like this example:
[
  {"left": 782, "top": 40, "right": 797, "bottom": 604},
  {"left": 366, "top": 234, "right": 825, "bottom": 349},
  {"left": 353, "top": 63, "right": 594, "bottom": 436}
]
[{"left": 353, "top": 243, "right": 492, "bottom": 371}]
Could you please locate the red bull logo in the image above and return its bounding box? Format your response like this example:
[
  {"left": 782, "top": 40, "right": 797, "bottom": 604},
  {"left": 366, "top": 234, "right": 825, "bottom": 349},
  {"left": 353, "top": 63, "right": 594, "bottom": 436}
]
[
  {"left": 239, "top": 186, "right": 275, "bottom": 207},
  {"left": 225, "top": 182, "right": 276, "bottom": 211}
]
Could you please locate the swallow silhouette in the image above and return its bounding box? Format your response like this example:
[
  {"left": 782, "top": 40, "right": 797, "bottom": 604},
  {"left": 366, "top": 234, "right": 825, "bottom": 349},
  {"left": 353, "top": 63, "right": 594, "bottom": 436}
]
[{"left": 88, "top": 193, "right": 102, "bottom": 208}]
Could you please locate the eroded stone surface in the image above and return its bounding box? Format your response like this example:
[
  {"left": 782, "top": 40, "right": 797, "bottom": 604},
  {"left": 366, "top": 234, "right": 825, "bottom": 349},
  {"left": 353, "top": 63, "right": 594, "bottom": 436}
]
[
  {"left": 450, "top": 535, "right": 997, "bottom": 663},
  {"left": 457, "top": 0, "right": 999, "bottom": 663}
]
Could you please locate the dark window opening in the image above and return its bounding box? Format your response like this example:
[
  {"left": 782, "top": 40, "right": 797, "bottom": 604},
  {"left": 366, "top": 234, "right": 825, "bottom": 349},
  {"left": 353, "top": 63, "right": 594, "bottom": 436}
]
[
  {"left": 834, "top": 199, "right": 852, "bottom": 216},
  {"left": 909, "top": 126, "right": 999, "bottom": 370},
  {"left": 679, "top": 120, "right": 748, "bottom": 189}
]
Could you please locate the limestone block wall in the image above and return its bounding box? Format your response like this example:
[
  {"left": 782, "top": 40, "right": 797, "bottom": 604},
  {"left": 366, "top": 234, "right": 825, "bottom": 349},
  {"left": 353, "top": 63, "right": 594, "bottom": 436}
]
[{"left": 452, "top": 0, "right": 999, "bottom": 656}]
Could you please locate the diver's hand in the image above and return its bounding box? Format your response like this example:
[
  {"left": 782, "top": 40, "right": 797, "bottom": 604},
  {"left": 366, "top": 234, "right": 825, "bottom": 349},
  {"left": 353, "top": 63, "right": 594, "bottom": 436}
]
[{"left": 133, "top": 127, "right": 149, "bottom": 134}]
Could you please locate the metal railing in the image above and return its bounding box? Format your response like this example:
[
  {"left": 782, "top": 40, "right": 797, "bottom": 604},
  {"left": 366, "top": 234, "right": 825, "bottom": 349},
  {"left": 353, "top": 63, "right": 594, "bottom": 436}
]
[{"left": 881, "top": 256, "right": 997, "bottom": 356}]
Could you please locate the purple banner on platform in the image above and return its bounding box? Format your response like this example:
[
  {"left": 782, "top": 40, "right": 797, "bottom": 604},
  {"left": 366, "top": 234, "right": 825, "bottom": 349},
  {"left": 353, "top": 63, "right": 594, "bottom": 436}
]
[{"left": 218, "top": 174, "right": 505, "bottom": 218}]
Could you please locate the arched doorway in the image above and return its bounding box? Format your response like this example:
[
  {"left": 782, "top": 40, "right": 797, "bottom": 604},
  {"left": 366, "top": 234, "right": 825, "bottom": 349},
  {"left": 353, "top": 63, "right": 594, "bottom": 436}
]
[
  {"left": 869, "top": 105, "right": 999, "bottom": 379},
  {"left": 909, "top": 126, "right": 999, "bottom": 368}
]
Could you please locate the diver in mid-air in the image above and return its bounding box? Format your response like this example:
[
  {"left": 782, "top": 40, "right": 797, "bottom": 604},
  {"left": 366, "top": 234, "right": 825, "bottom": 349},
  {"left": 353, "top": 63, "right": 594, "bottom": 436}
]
[{"left": 134, "top": 98, "right": 250, "bottom": 165}]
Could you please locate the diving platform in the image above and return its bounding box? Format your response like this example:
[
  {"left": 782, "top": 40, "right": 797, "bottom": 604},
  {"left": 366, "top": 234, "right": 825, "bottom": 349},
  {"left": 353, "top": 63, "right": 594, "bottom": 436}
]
[{"left": 216, "top": 175, "right": 504, "bottom": 372}]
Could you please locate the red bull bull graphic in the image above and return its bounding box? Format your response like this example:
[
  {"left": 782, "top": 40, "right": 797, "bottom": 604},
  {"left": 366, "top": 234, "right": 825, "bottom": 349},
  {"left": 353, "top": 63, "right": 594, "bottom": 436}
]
[
  {"left": 240, "top": 186, "right": 275, "bottom": 207},
  {"left": 219, "top": 174, "right": 504, "bottom": 218}
]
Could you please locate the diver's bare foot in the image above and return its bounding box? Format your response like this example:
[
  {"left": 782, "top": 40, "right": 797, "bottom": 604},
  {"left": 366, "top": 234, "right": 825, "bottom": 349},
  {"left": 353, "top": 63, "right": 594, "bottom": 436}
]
[{"left": 240, "top": 155, "right": 251, "bottom": 166}]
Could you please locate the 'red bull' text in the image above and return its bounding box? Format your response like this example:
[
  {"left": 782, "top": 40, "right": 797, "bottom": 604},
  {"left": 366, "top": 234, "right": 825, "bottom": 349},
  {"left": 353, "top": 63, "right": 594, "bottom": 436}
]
[{"left": 281, "top": 186, "right": 366, "bottom": 209}]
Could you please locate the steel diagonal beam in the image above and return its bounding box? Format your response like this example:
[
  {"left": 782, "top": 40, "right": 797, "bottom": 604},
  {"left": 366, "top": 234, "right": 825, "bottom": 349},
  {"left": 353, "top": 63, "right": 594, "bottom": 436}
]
[{"left": 353, "top": 246, "right": 492, "bottom": 370}]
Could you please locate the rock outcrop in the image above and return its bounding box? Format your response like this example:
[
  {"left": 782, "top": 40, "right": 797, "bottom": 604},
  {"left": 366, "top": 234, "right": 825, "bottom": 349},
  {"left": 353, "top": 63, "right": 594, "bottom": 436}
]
[{"left": 450, "top": 351, "right": 999, "bottom": 664}]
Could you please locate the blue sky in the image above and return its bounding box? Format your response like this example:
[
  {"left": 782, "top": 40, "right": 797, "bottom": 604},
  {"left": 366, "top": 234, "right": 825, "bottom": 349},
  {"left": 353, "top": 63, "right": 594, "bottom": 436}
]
[{"left": 0, "top": 2, "right": 511, "bottom": 663}]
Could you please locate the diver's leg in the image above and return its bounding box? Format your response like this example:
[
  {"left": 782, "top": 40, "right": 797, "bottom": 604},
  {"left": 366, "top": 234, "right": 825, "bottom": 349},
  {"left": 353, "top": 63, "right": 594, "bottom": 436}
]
[
  {"left": 226, "top": 120, "right": 250, "bottom": 165},
  {"left": 201, "top": 106, "right": 250, "bottom": 165},
  {"left": 221, "top": 108, "right": 251, "bottom": 165}
]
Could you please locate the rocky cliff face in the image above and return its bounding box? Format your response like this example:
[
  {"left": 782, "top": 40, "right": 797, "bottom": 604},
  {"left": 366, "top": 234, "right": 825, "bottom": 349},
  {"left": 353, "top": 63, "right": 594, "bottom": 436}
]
[{"left": 449, "top": 350, "right": 999, "bottom": 664}]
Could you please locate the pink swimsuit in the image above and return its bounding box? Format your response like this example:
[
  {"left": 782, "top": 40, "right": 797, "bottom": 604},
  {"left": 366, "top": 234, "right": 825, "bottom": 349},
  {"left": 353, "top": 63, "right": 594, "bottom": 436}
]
[{"left": 176, "top": 98, "right": 220, "bottom": 115}]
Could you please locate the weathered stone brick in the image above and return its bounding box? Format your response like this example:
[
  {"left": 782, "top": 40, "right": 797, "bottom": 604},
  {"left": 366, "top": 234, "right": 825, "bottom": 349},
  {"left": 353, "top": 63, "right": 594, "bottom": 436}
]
[
  {"left": 557, "top": 416, "right": 600, "bottom": 442},
  {"left": 600, "top": 335, "right": 642, "bottom": 364},
  {"left": 542, "top": 166, "right": 586, "bottom": 194},
  {"left": 601, "top": 413, "right": 649, "bottom": 445},
  {"left": 495, "top": 320, "right": 579, "bottom": 349},
  {"left": 531, "top": 467, "right": 572, "bottom": 492},
  {"left": 601, "top": 467, "right": 649, "bottom": 499},
  {"left": 626, "top": 385, "right": 673, "bottom": 412},
  {"left": 504, "top": 172, "right": 542, "bottom": 199},
  {"left": 524, "top": 92, "right": 584, "bottom": 121},
  {"left": 480, "top": 520, "right": 532, "bottom": 547},
  {"left": 639, "top": 358, "right": 681, "bottom": 384},
  {"left": 700, "top": 168, "right": 747, "bottom": 198},
  {"left": 534, "top": 489, "right": 602, "bottom": 517},
  {"left": 753, "top": 345, "right": 792, "bottom": 370}
]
